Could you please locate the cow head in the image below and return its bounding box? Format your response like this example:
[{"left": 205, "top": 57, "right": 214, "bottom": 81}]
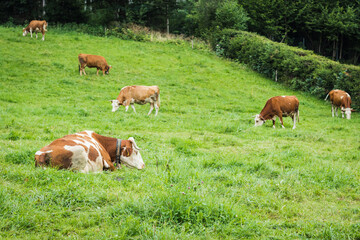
[
  {"left": 105, "top": 65, "right": 112, "bottom": 75},
  {"left": 120, "top": 137, "right": 145, "bottom": 170},
  {"left": 22, "top": 28, "right": 28, "bottom": 36},
  {"left": 254, "top": 114, "right": 265, "bottom": 126},
  {"left": 341, "top": 107, "right": 352, "bottom": 119},
  {"left": 110, "top": 100, "right": 121, "bottom": 112}
]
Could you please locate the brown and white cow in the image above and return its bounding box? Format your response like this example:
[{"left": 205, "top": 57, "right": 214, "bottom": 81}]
[
  {"left": 325, "top": 89, "right": 353, "bottom": 119},
  {"left": 35, "top": 131, "right": 145, "bottom": 173},
  {"left": 110, "top": 85, "right": 160, "bottom": 116},
  {"left": 78, "top": 54, "right": 112, "bottom": 76},
  {"left": 23, "top": 20, "right": 47, "bottom": 41},
  {"left": 255, "top": 96, "right": 299, "bottom": 129}
]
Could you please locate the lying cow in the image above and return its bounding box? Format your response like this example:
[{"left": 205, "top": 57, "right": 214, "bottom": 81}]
[
  {"left": 23, "top": 20, "right": 47, "bottom": 41},
  {"left": 110, "top": 85, "right": 160, "bottom": 116},
  {"left": 255, "top": 96, "right": 299, "bottom": 129},
  {"left": 35, "top": 131, "right": 145, "bottom": 173},
  {"left": 325, "top": 89, "right": 353, "bottom": 119},
  {"left": 78, "top": 54, "right": 112, "bottom": 76}
]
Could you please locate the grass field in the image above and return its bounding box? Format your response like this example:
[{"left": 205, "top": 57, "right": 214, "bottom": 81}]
[{"left": 0, "top": 26, "right": 359, "bottom": 239}]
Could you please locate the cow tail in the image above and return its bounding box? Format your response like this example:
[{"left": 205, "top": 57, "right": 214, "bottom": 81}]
[
  {"left": 156, "top": 92, "right": 160, "bottom": 107},
  {"left": 324, "top": 93, "right": 329, "bottom": 101}
]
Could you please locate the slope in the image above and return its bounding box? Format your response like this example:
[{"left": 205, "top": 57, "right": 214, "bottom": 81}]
[{"left": 0, "top": 26, "right": 359, "bottom": 239}]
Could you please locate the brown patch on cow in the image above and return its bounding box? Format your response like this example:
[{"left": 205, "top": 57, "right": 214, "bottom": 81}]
[
  {"left": 88, "top": 145, "right": 99, "bottom": 162},
  {"left": 329, "top": 90, "right": 351, "bottom": 108},
  {"left": 121, "top": 140, "right": 133, "bottom": 157}
]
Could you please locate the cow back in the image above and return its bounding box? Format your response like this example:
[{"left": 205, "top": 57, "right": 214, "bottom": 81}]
[{"left": 35, "top": 131, "right": 110, "bottom": 172}]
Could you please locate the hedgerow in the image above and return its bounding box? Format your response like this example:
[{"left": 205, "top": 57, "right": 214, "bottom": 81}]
[{"left": 213, "top": 29, "right": 360, "bottom": 108}]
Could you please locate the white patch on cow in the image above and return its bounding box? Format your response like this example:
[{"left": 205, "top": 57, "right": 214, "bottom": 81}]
[
  {"left": 144, "top": 97, "right": 152, "bottom": 103},
  {"left": 346, "top": 93, "right": 351, "bottom": 98},
  {"left": 343, "top": 108, "right": 351, "bottom": 119},
  {"left": 340, "top": 96, "right": 344, "bottom": 99},
  {"left": 282, "top": 96, "right": 286, "bottom": 98},
  {"left": 35, "top": 150, "right": 53, "bottom": 155},
  {"left": 66, "top": 131, "right": 106, "bottom": 172},
  {"left": 111, "top": 100, "right": 120, "bottom": 112},
  {"left": 254, "top": 114, "right": 265, "bottom": 127},
  {"left": 64, "top": 145, "right": 88, "bottom": 171},
  {"left": 120, "top": 138, "right": 145, "bottom": 169},
  {"left": 121, "top": 149, "right": 145, "bottom": 169},
  {"left": 103, "top": 160, "right": 110, "bottom": 168},
  {"left": 23, "top": 30, "right": 28, "bottom": 36}
]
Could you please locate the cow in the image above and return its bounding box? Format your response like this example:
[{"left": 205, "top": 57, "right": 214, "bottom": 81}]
[
  {"left": 23, "top": 20, "right": 47, "bottom": 41},
  {"left": 78, "top": 54, "right": 112, "bottom": 76},
  {"left": 110, "top": 85, "right": 160, "bottom": 116},
  {"left": 254, "top": 96, "right": 299, "bottom": 129},
  {"left": 35, "top": 131, "right": 145, "bottom": 173},
  {"left": 324, "top": 89, "right": 353, "bottom": 119}
]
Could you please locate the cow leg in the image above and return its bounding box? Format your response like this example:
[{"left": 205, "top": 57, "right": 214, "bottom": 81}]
[
  {"left": 30, "top": 29, "right": 33, "bottom": 38},
  {"left": 292, "top": 114, "right": 296, "bottom": 129},
  {"left": 272, "top": 120, "right": 276, "bottom": 129},
  {"left": 124, "top": 101, "right": 130, "bottom": 112},
  {"left": 96, "top": 69, "right": 99, "bottom": 76},
  {"left": 42, "top": 32, "right": 45, "bottom": 41},
  {"left": 103, "top": 158, "right": 116, "bottom": 171},
  {"left": 131, "top": 104, "right": 137, "bottom": 113},
  {"left": 102, "top": 69, "right": 105, "bottom": 76},
  {"left": 36, "top": 32, "right": 38, "bottom": 39},
  {"left": 341, "top": 109, "right": 345, "bottom": 118},
  {"left": 155, "top": 103, "right": 159, "bottom": 116},
  {"left": 148, "top": 103, "right": 154, "bottom": 115},
  {"left": 335, "top": 107, "right": 338, "bottom": 117},
  {"left": 331, "top": 104, "right": 334, "bottom": 117},
  {"left": 279, "top": 115, "right": 285, "bottom": 128},
  {"left": 83, "top": 68, "right": 86, "bottom": 76}
]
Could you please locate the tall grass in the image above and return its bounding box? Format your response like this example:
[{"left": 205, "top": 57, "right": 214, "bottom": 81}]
[{"left": 0, "top": 26, "right": 359, "bottom": 239}]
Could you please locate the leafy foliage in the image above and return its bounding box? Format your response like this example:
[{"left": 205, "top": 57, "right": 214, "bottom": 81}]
[{"left": 214, "top": 29, "right": 360, "bottom": 108}]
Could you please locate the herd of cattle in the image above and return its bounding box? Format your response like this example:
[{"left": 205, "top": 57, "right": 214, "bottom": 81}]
[{"left": 24, "top": 20, "right": 354, "bottom": 173}]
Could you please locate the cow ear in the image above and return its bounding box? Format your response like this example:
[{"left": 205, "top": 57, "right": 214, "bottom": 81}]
[{"left": 123, "top": 147, "right": 132, "bottom": 157}]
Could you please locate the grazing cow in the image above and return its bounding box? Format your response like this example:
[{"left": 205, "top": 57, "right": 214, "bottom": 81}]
[
  {"left": 110, "top": 85, "right": 160, "bottom": 116},
  {"left": 35, "top": 131, "right": 145, "bottom": 173},
  {"left": 78, "top": 54, "right": 112, "bottom": 76},
  {"left": 23, "top": 20, "right": 47, "bottom": 41},
  {"left": 325, "top": 89, "right": 353, "bottom": 119},
  {"left": 255, "top": 96, "right": 299, "bottom": 129}
]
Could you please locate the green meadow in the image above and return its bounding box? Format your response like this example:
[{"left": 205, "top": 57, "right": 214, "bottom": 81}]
[{"left": 0, "top": 26, "right": 359, "bottom": 239}]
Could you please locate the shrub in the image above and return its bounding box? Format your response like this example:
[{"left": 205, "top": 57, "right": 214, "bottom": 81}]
[{"left": 213, "top": 29, "right": 360, "bottom": 108}]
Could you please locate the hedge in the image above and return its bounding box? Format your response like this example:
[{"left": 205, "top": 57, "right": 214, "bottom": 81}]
[{"left": 213, "top": 29, "right": 360, "bottom": 108}]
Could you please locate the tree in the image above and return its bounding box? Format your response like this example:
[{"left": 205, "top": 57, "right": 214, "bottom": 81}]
[{"left": 215, "top": 0, "right": 248, "bottom": 31}]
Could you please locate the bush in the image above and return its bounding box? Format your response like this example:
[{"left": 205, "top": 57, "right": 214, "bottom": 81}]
[{"left": 213, "top": 29, "right": 360, "bottom": 108}]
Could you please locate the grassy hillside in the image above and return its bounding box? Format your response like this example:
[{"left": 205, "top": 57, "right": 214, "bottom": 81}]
[{"left": 0, "top": 26, "right": 359, "bottom": 239}]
